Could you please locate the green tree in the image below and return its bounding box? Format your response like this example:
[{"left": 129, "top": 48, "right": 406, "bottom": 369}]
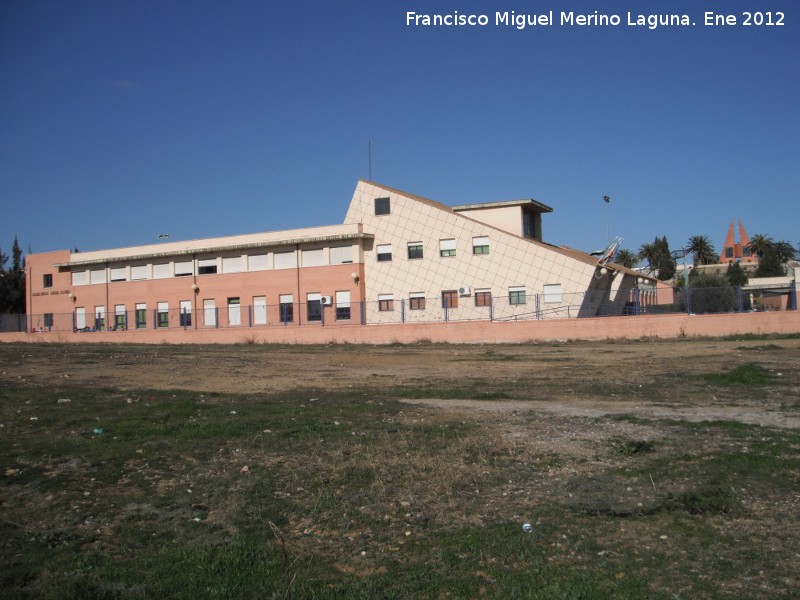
[
  {"left": 774, "top": 240, "right": 797, "bottom": 263},
  {"left": 638, "top": 237, "right": 675, "bottom": 280},
  {"left": 687, "top": 235, "right": 718, "bottom": 266},
  {"left": 685, "top": 271, "right": 739, "bottom": 314},
  {"left": 654, "top": 236, "right": 676, "bottom": 281},
  {"left": 0, "top": 237, "right": 26, "bottom": 314},
  {"left": 638, "top": 242, "right": 658, "bottom": 271},
  {"left": 726, "top": 261, "right": 748, "bottom": 287},
  {"left": 613, "top": 248, "right": 638, "bottom": 269},
  {"left": 754, "top": 246, "right": 785, "bottom": 277},
  {"left": 746, "top": 233, "right": 774, "bottom": 259}
]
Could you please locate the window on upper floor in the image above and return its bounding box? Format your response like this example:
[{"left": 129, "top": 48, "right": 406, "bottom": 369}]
[
  {"left": 375, "top": 197, "right": 391, "bottom": 215},
  {"left": 408, "top": 242, "right": 423, "bottom": 260},
  {"left": 473, "top": 236, "right": 490, "bottom": 255},
  {"left": 43, "top": 274, "right": 53, "bottom": 288},
  {"left": 110, "top": 267, "right": 127, "bottom": 282},
  {"left": 440, "top": 239, "right": 456, "bottom": 258},
  {"left": 377, "top": 244, "right": 392, "bottom": 262}
]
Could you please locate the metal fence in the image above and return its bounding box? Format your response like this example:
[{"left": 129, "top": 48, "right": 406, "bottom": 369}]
[{"left": 10, "top": 285, "right": 796, "bottom": 334}]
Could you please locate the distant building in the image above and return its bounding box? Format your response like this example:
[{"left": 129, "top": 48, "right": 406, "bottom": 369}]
[
  {"left": 25, "top": 180, "right": 651, "bottom": 334},
  {"left": 719, "top": 220, "right": 757, "bottom": 265}
]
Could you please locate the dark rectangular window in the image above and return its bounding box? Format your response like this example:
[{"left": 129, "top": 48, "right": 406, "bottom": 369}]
[
  {"left": 725, "top": 247, "right": 734, "bottom": 258},
  {"left": 375, "top": 197, "right": 391, "bottom": 215},
  {"left": 442, "top": 290, "right": 458, "bottom": 309},
  {"left": 408, "top": 243, "right": 423, "bottom": 259},
  {"left": 43, "top": 274, "right": 53, "bottom": 288},
  {"left": 377, "top": 244, "right": 392, "bottom": 262},
  {"left": 44, "top": 313, "right": 53, "bottom": 328},
  {"left": 136, "top": 308, "right": 147, "bottom": 329},
  {"left": 198, "top": 265, "right": 217, "bottom": 275},
  {"left": 378, "top": 298, "right": 394, "bottom": 311},
  {"left": 116, "top": 313, "right": 127, "bottom": 330},
  {"left": 158, "top": 311, "right": 169, "bottom": 328},
  {"left": 180, "top": 311, "right": 191, "bottom": 327},
  {"left": 307, "top": 299, "right": 322, "bottom": 322},
  {"left": 336, "top": 306, "right": 351, "bottom": 320},
  {"left": 523, "top": 212, "right": 534, "bottom": 239},
  {"left": 475, "top": 291, "right": 492, "bottom": 307},
  {"left": 280, "top": 301, "right": 294, "bottom": 323}
]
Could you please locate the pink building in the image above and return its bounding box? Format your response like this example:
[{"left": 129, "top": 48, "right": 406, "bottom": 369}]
[{"left": 26, "top": 181, "right": 649, "bottom": 334}]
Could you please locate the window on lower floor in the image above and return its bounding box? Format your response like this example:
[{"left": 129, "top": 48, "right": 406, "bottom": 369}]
[
  {"left": 279, "top": 294, "right": 294, "bottom": 323},
  {"left": 509, "top": 286, "right": 527, "bottom": 305},
  {"left": 442, "top": 290, "right": 458, "bottom": 308},
  {"left": 475, "top": 290, "right": 492, "bottom": 307},
  {"left": 43, "top": 274, "right": 53, "bottom": 288},
  {"left": 44, "top": 313, "right": 53, "bottom": 328},
  {"left": 135, "top": 304, "right": 147, "bottom": 329},
  {"left": 94, "top": 306, "right": 105, "bottom": 330},
  {"left": 157, "top": 302, "right": 169, "bottom": 327},
  {"left": 409, "top": 293, "right": 426, "bottom": 310},
  {"left": 227, "top": 297, "right": 241, "bottom": 326},
  {"left": 335, "top": 291, "right": 351, "bottom": 320},
  {"left": 253, "top": 296, "right": 267, "bottom": 325},
  {"left": 543, "top": 284, "right": 562, "bottom": 304},
  {"left": 115, "top": 305, "right": 127, "bottom": 330},
  {"left": 179, "top": 300, "right": 192, "bottom": 327},
  {"left": 378, "top": 294, "right": 394, "bottom": 312},
  {"left": 307, "top": 293, "right": 322, "bottom": 321}
]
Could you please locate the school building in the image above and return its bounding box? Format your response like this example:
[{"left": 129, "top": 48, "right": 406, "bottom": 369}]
[{"left": 25, "top": 180, "right": 652, "bottom": 335}]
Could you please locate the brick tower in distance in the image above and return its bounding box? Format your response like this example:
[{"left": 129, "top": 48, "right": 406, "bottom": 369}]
[{"left": 719, "top": 220, "right": 757, "bottom": 264}]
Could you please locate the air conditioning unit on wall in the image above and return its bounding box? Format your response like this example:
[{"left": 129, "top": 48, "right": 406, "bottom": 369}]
[
  {"left": 458, "top": 286, "right": 472, "bottom": 296},
  {"left": 321, "top": 296, "right": 333, "bottom": 305}
]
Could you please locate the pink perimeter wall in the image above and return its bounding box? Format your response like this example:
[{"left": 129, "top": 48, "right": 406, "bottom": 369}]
[{"left": 2, "top": 311, "right": 799, "bottom": 345}]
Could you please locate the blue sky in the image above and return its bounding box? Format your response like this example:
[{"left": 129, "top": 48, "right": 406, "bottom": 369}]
[{"left": 1, "top": 0, "right": 798, "bottom": 262}]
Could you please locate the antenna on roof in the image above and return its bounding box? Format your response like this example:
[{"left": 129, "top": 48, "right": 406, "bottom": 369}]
[{"left": 368, "top": 139, "right": 372, "bottom": 181}]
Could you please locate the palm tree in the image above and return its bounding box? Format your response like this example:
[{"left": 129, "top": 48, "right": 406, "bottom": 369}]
[
  {"left": 613, "top": 249, "right": 638, "bottom": 269},
  {"left": 746, "top": 234, "right": 774, "bottom": 259},
  {"left": 638, "top": 242, "right": 658, "bottom": 272},
  {"left": 774, "top": 240, "right": 797, "bottom": 263},
  {"left": 687, "top": 235, "right": 718, "bottom": 266}
]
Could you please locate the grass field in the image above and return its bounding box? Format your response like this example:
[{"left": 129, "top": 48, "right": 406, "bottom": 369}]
[{"left": 1, "top": 337, "right": 799, "bottom": 598}]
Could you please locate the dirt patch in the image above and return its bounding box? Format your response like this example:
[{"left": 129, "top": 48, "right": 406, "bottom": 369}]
[{"left": 5, "top": 337, "right": 798, "bottom": 428}]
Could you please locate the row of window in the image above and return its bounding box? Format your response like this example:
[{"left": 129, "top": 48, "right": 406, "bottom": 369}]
[
  {"left": 71, "top": 291, "right": 355, "bottom": 330},
  {"left": 376, "top": 236, "right": 490, "bottom": 262},
  {"left": 61, "top": 246, "right": 355, "bottom": 287},
  {"left": 376, "top": 285, "right": 563, "bottom": 311}
]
